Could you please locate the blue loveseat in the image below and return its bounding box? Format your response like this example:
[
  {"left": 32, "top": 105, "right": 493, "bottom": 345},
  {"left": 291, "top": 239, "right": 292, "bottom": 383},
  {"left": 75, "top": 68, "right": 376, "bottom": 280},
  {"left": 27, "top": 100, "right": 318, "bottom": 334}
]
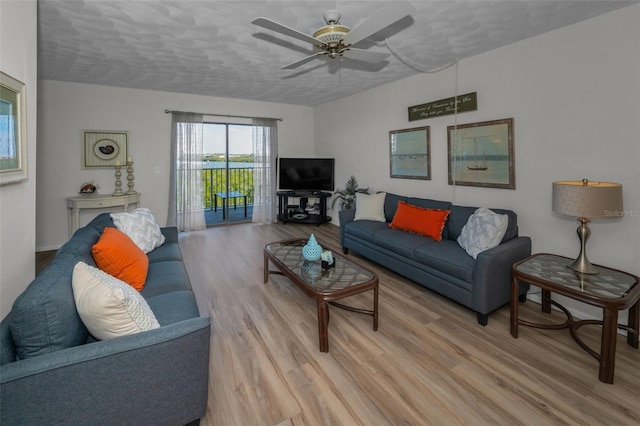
[
  {"left": 0, "top": 213, "right": 210, "bottom": 425},
  {"left": 340, "top": 193, "right": 531, "bottom": 325}
]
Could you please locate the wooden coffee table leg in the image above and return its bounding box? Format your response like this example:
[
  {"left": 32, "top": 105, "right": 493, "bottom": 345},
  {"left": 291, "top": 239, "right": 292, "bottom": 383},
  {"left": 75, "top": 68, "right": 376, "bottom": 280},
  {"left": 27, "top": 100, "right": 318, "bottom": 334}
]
[
  {"left": 510, "top": 276, "right": 519, "bottom": 338},
  {"left": 542, "top": 288, "right": 552, "bottom": 313},
  {"left": 373, "top": 283, "right": 379, "bottom": 331},
  {"left": 317, "top": 300, "right": 329, "bottom": 352},
  {"left": 263, "top": 253, "right": 268, "bottom": 283}
]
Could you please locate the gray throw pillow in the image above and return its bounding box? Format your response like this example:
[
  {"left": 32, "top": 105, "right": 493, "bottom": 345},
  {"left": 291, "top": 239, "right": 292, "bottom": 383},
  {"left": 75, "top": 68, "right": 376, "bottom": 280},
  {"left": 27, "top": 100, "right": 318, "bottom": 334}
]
[{"left": 457, "top": 207, "right": 508, "bottom": 259}]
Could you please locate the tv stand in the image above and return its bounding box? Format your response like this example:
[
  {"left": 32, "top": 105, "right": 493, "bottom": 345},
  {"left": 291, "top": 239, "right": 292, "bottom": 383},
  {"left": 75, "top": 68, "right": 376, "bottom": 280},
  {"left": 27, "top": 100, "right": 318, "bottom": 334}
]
[{"left": 277, "top": 191, "right": 331, "bottom": 225}]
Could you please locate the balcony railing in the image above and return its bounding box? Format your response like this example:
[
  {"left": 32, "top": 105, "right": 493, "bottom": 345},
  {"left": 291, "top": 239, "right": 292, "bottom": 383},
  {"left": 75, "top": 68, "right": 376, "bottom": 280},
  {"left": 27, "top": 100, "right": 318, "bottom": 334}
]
[{"left": 202, "top": 167, "right": 254, "bottom": 210}]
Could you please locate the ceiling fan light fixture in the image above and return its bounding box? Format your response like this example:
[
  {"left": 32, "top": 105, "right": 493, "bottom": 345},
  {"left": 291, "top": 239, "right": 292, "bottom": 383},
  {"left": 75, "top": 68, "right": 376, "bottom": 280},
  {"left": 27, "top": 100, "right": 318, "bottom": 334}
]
[
  {"left": 323, "top": 10, "right": 342, "bottom": 25},
  {"left": 313, "top": 25, "right": 350, "bottom": 45}
]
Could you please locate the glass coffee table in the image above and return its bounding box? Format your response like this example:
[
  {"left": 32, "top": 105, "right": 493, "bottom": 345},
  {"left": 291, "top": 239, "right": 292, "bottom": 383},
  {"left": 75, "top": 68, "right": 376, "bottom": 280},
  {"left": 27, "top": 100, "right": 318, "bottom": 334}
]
[{"left": 264, "top": 238, "right": 378, "bottom": 352}]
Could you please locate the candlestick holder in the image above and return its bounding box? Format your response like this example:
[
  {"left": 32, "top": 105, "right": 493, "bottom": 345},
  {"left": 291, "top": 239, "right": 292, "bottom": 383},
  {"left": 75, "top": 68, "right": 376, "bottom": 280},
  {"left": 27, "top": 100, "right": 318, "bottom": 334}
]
[
  {"left": 125, "top": 159, "right": 138, "bottom": 195},
  {"left": 112, "top": 165, "right": 124, "bottom": 196}
]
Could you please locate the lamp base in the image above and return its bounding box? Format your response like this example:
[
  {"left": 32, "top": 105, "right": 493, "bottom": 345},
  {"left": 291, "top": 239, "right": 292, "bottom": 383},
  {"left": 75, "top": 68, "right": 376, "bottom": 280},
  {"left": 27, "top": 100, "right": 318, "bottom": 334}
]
[
  {"left": 567, "top": 258, "right": 599, "bottom": 275},
  {"left": 568, "top": 217, "right": 599, "bottom": 275}
]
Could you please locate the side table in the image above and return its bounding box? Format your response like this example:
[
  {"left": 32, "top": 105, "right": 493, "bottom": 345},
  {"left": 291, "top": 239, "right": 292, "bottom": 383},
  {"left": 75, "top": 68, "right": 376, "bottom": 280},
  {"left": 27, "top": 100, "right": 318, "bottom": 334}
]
[
  {"left": 214, "top": 191, "right": 247, "bottom": 220},
  {"left": 66, "top": 193, "right": 141, "bottom": 237},
  {"left": 510, "top": 253, "right": 639, "bottom": 384}
]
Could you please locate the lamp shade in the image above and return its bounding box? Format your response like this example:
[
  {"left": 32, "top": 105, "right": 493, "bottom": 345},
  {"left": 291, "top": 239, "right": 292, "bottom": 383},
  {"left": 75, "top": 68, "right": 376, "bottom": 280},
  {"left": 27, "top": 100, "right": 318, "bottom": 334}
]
[{"left": 552, "top": 180, "right": 623, "bottom": 219}]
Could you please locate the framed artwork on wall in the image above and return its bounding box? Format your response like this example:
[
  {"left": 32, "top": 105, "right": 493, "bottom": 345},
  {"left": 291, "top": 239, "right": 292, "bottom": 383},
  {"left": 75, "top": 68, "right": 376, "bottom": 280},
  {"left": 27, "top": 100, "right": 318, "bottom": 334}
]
[
  {"left": 389, "top": 126, "right": 431, "bottom": 180},
  {"left": 447, "top": 118, "right": 515, "bottom": 189},
  {"left": 83, "top": 130, "right": 128, "bottom": 168},
  {"left": 0, "top": 71, "right": 28, "bottom": 185}
]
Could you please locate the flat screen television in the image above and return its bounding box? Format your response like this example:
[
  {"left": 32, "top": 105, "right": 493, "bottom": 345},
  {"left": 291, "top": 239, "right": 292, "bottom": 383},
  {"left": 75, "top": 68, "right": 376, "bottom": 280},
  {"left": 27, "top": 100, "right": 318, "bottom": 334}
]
[{"left": 278, "top": 158, "right": 335, "bottom": 192}]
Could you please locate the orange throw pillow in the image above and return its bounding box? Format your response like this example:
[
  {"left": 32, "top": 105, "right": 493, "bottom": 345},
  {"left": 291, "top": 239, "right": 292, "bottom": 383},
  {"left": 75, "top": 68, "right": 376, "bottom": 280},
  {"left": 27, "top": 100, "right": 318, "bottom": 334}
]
[
  {"left": 389, "top": 201, "right": 450, "bottom": 241},
  {"left": 92, "top": 227, "right": 149, "bottom": 291}
]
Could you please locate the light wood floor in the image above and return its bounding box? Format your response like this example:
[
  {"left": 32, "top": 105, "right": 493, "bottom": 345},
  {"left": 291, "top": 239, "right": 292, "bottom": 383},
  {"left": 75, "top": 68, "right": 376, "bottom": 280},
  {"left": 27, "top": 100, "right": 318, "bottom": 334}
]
[{"left": 178, "top": 222, "right": 639, "bottom": 426}]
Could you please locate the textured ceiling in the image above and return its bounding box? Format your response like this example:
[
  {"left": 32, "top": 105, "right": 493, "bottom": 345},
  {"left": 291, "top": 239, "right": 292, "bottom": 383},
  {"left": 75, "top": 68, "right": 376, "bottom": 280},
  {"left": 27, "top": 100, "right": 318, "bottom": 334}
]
[{"left": 38, "top": 0, "right": 635, "bottom": 106}]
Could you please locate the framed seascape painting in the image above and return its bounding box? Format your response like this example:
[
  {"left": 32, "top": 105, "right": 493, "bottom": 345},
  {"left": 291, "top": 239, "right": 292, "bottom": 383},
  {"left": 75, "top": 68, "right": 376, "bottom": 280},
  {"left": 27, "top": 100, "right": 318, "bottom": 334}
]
[
  {"left": 447, "top": 118, "right": 515, "bottom": 189},
  {"left": 0, "top": 71, "right": 28, "bottom": 185},
  {"left": 389, "top": 126, "right": 431, "bottom": 180},
  {"left": 83, "top": 130, "right": 128, "bottom": 168}
]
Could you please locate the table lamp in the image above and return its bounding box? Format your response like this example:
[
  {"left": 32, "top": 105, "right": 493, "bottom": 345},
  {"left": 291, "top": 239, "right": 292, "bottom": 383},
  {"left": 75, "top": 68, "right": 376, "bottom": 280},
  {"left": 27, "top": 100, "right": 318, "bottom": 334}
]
[{"left": 552, "top": 179, "right": 623, "bottom": 275}]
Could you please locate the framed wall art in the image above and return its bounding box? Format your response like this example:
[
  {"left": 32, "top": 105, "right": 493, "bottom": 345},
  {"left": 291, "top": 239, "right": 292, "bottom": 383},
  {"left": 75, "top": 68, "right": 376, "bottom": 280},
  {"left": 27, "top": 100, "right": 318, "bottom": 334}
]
[
  {"left": 447, "top": 118, "right": 515, "bottom": 189},
  {"left": 389, "top": 126, "right": 431, "bottom": 180},
  {"left": 83, "top": 130, "right": 128, "bottom": 168},
  {"left": 0, "top": 71, "right": 28, "bottom": 185}
]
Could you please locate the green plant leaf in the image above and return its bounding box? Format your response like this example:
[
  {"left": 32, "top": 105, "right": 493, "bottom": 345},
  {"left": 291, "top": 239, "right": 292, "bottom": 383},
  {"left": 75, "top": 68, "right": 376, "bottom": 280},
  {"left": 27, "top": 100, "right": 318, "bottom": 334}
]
[{"left": 331, "top": 176, "right": 369, "bottom": 210}]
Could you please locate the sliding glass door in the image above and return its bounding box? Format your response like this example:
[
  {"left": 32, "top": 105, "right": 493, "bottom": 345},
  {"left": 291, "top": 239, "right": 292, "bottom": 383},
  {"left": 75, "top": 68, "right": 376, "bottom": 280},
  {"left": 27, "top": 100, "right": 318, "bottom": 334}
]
[{"left": 203, "top": 123, "right": 254, "bottom": 225}]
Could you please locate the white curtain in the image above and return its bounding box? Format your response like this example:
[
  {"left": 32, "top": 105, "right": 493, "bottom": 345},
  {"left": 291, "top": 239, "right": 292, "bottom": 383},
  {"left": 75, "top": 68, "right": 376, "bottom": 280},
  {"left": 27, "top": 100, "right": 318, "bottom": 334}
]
[
  {"left": 168, "top": 112, "right": 206, "bottom": 231},
  {"left": 251, "top": 118, "right": 278, "bottom": 223}
]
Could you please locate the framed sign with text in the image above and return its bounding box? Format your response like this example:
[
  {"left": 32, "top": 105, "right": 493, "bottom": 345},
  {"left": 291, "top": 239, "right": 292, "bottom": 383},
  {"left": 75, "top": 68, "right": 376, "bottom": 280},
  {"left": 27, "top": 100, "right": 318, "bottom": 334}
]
[{"left": 408, "top": 92, "right": 477, "bottom": 121}]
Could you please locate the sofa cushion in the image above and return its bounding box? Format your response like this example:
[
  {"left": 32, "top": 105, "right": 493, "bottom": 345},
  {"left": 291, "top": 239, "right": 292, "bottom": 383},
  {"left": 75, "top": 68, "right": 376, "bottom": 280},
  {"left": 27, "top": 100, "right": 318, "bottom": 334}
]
[
  {"left": 447, "top": 205, "right": 477, "bottom": 241},
  {"left": 389, "top": 201, "right": 450, "bottom": 241},
  {"left": 457, "top": 208, "right": 509, "bottom": 259},
  {"left": 86, "top": 212, "right": 117, "bottom": 233},
  {"left": 344, "top": 220, "right": 389, "bottom": 244},
  {"left": 354, "top": 192, "right": 386, "bottom": 222},
  {"left": 9, "top": 252, "right": 89, "bottom": 360},
  {"left": 496, "top": 209, "right": 518, "bottom": 242},
  {"left": 92, "top": 227, "right": 149, "bottom": 291},
  {"left": 111, "top": 208, "right": 166, "bottom": 253},
  {"left": 141, "top": 261, "right": 192, "bottom": 298},
  {"left": 373, "top": 228, "right": 434, "bottom": 259},
  {"left": 72, "top": 262, "right": 160, "bottom": 340},
  {"left": 146, "top": 291, "right": 201, "bottom": 326},
  {"left": 414, "top": 240, "right": 475, "bottom": 283},
  {"left": 147, "top": 241, "right": 183, "bottom": 263},
  {"left": 58, "top": 226, "right": 102, "bottom": 257},
  {"left": 160, "top": 226, "right": 179, "bottom": 244},
  {"left": 406, "top": 197, "right": 452, "bottom": 211},
  {"left": 383, "top": 193, "right": 408, "bottom": 222}
]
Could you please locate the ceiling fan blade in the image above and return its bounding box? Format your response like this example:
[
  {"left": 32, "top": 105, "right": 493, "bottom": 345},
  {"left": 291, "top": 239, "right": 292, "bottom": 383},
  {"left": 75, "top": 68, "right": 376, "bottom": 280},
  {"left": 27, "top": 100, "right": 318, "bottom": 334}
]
[
  {"left": 252, "top": 18, "right": 323, "bottom": 46},
  {"left": 341, "top": 48, "right": 389, "bottom": 64},
  {"left": 282, "top": 52, "right": 327, "bottom": 70},
  {"left": 341, "top": 1, "right": 415, "bottom": 47}
]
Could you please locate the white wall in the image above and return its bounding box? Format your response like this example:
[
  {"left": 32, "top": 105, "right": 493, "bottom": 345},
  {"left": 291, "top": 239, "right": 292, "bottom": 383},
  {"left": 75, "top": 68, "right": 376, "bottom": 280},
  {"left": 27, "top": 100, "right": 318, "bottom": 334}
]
[
  {"left": 0, "top": 1, "right": 37, "bottom": 319},
  {"left": 36, "top": 82, "right": 314, "bottom": 250},
  {"left": 315, "top": 5, "right": 640, "bottom": 319}
]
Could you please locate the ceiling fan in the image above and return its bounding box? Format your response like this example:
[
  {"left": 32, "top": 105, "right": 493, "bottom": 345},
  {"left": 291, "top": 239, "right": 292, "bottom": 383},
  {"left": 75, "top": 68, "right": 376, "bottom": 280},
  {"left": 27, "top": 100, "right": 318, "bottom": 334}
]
[{"left": 252, "top": 2, "right": 415, "bottom": 70}]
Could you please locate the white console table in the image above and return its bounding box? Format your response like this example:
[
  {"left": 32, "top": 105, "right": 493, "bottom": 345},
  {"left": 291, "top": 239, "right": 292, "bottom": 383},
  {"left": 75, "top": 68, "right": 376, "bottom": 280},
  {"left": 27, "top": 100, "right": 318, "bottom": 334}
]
[{"left": 66, "top": 193, "right": 140, "bottom": 237}]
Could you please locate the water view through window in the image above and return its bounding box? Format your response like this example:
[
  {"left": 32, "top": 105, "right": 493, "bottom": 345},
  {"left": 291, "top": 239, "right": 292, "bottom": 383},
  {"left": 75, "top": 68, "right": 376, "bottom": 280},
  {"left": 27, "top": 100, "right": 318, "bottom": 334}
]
[{"left": 203, "top": 123, "right": 254, "bottom": 225}]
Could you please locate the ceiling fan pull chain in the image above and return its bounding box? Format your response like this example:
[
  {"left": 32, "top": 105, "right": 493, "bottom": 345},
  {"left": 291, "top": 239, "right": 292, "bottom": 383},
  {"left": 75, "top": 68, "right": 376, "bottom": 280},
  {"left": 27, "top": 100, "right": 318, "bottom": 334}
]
[
  {"left": 374, "top": 37, "right": 460, "bottom": 199},
  {"left": 451, "top": 60, "right": 459, "bottom": 201},
  {"left": 376, "top": 39, "right": 457, "bottom": 74}
]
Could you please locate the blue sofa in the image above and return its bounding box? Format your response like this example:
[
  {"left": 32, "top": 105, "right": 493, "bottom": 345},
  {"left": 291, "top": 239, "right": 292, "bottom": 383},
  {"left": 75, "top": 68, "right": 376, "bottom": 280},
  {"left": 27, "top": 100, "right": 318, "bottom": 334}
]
[
  {"left": 0, "top": 213, "right": 210, "bottom": 425},
  {"left": 339, "top": 193, "right": 531, "bottom": 325}
]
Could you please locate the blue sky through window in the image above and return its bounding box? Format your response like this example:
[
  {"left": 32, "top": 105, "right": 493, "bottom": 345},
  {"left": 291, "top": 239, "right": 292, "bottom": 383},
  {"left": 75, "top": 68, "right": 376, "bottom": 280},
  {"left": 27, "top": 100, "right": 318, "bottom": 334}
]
[{"left": 203, "top": 123, "right": 253, "bottom": 156}]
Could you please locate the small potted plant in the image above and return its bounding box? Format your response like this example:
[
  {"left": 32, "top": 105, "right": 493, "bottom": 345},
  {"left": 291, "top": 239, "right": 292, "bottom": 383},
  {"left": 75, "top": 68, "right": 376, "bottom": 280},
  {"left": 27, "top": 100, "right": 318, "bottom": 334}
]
[{"left": 331, "top": 176, "right": 369, "bottom": 210}]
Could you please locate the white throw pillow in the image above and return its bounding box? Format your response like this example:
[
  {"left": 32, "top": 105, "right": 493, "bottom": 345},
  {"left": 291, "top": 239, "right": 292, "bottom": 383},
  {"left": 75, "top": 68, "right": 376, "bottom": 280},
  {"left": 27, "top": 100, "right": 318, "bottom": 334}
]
[
  {"left": 72, "top": 262, "right": 160, "bottom": 340},
  {"left": 457, "top": 207, "right": 509, "bottom": 259},
  {"left": 354, "top": 192, "right": 387, "bottom": 222},
  {"left": 111, "top": 208, "right": 165, "bottom": 253}
]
